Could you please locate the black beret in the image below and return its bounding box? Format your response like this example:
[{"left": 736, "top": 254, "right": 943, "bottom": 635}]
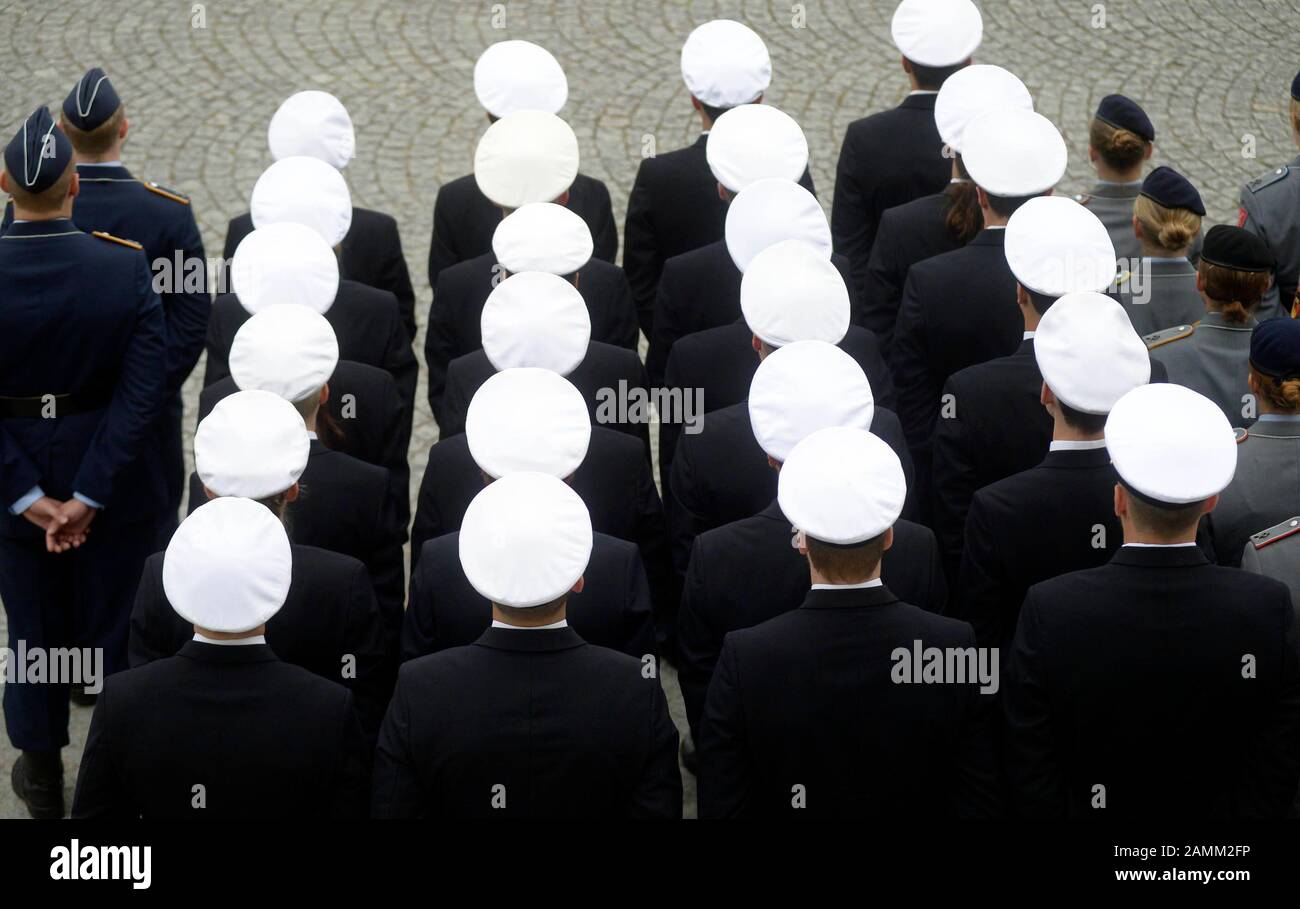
[
  {"left": 62, "top": 67, "right": 121, "bottom": 131},
  {"left": 1250, "top": 317, "right": 1300, "bottom": 379},
  {"left": 3, "top": 106, "right": 73, "bottom": 194},
  {"left": 1200, "top": 224, "right": 1275, "bottom": 273},
  {"left": 1139, "top": 165, "right": 1205, "bottom": 216},
  {"left": 1095, "top": 93, "right": 1154, "bottom": 143}
]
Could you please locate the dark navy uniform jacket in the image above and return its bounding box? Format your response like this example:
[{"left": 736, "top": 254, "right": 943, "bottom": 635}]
[
  {"left": 1004, "top": 546, "right": 1300, "bottom": 818},
  {"left": 832, "top": 93, "right": 951, "bottom": 303},
  {"left": 427, "top": 172, "right": 617, "bottom": 290},
  {"left": 403, "top": 531, "right": 656, "bottom": 662},
  {"left": 372, "top": 626, "right": 681, "bottom": 819},
  {"left": 677, "top": 500, "right": 946, "bottom": 738},
  {"left": 646, "top": 240, "right": 857, "bottom": 387},
  {"left": 658, "top": 319, "right": 896, "bottom": 500},
  {"left": 425, "top": 254, "right": 638, "bottom": 424},
  {"left": 73, "top": 641, "right": 370, "bottom": 819},
  {"left": 698, "top": 585, "right": 998, "bottom": 819},
  {"left": 439, "top": 342, "right": 651, "bottom": 460},
  {"left": 130, "top": 543, "right": 395, "bottom": 739},
  {"left": 622, "top": 133, "right": 817, "bottom": 337},
  {"left": 0, "top": 219, "right": 166, "bottom": 532},
  {"left": 224, "top": 207, "right": 416, "bottom": 340}
]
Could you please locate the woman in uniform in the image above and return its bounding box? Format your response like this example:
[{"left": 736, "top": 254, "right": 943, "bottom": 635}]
[
  {"left": 1117, "top": 166, "right": 1204, "bottom": 335},
  {"left": 1146, "top": 225, "right": 1276, "bottom": 424}
]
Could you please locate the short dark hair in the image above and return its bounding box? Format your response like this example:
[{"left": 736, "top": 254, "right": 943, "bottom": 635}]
[
  {"left": 59, "top": 105, "right": 125, "bottom": 155},
  {"left": 806, "top": 532, "right": 887, "bottom": 583},
  {"left": 495, "top": 594, "right": 567, "bottom": 624},
  {"left": 1125, "top": 488, "right": 1207, "bottom": 538},
  {"left": 1058, "top": 400, "right": 1108, "bottom": 435},
  {"left": 909, "top": 59, "right": 966, "bottom": 91},
  {"left": 987, "top": 191, "right": 1043, "bottom": 219},
  {"left": 5, "top": 160, "right": 74, "bottom": 213},
  {"left": 701, "top": 101, "right": 732, "bottom": 124},
  {"left": 1026, "top": 288, "right": 1057, "bottom": 316}
]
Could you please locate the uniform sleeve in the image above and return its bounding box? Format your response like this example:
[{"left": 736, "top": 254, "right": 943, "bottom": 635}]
[
  {"left": 128, "top": 560, "right": 178, "bottom": 667},
  {"left": 952, "top": 625, "right": 1002, "bottom": 818},
  {"left": 365, "top": 470, "right": 408, "bottom": 627},
  {"left": 74, "top": 251, "right": 167, "bottom": 506},
  {"left": 668, "top": 430, "right": 710, "bottom": 581},
  {"left": 632, "top": 456, "right": 678, "bottom": 641},
  {"left": 956, "top": 491, "right": 1009, "bottom": 646},
  {"left": 379, "top": 300, "right": 418, "bottom": 435},
  {"left": 586, "top": 180, "right": 618, "bottom": 265},
  {"left": 891, "top": 270, "right": 938, "bottom": 456},
  {"left": 376, "top": 374, "right": 412, "bottom": 530},
  {"left": 622, "top": 545, "right": 658, "bottom": 661},
  {"left": 697, "top": 636, "right": 751, "bottom": 818},
  {"left": 371, "top": 671, "right": 424, "bottom": 818},
  {"left": 439, "top": 359, "right": 471, "bottom": 438},
  {"left": 830, "top": 124, "right": 870, "bottom": 264},
  {"left": 859, "top": 212, "right": 908, "bottom": 351},
  {"left": 427, "top": 190, "right": 462, "bottom": 291},
  {"left": 424, "top": 274, "right": 460, "bottom": 425},
  {"left": 202, "top": 304, "right": 233, "bottom": 387},
  {"left": 160, "top": 210, "right": 211, "bottom": 392},
  {"left": 657, "top": 345, "right": 687, "bottom": 497},
  {"left": 622, "top": 158, "right": 661, "bottom": 337},
  {"left": 603, "top": 268, "right": 641, "bottom": 351},
  {"left": 71, "top": 686, "right": 134, "bottom": 818},
  {"left": 645, "top": 262, "right": 684, "bottom": 389},
  {"left": 343, "top": 561, "right": 398, "bottom": 742},
  {"left": 409, "top": 461, "right": 444, "bottom": 569},
  {"left": 331, "top": 691, "right": 372, "bottom": 819},
  {"left": 0, "top": 425, "right": 43, "bottom": 512},
  {"left": 401, "top": 550, "right": 439, "bottom": 662},
  {"left": 629, "top": 678, "right": 682, "bottom": 818},
  {"left": 1236, "top": 589, "right": 1300, "bottom": 817},
  {"left": 378, "top": 219, "right": 416, "bottom": 340},
  {"left": 1003, "top": 590, "right": 1069, "bottom": 817},
  {"left": 677, "top": 537, "right": 718, "bottom": 738},
  {"left": 931, "top": 376, "right": 980, "bottom": 580}
]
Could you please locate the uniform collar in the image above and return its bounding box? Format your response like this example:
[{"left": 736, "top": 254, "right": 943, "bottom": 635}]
[
  {"left": 1247, "top": 416, "right": 1300, "bottom": 438},
  {"left": 969, "top": 228, "right": 1007, "bottom": 247},
  {"left": 76, "top": 162, "right": 133, "bottom": 180},
  {"left": 474, "top": 625, "right": 586, "bottom": 653},
  {"left": 811, "top": 578, "right": 883, "bottom": 591},
  {"left": 1048, "top": 438, "right": 1107, "bottom": 451},
  {"left": 192, "top": 632, "right": 266, "bottom": 646},
  {"left": 1, "top": 218, "right": 79, "bottom": 238},
  {"left": 800, "top": 585, "right": 900, "bottom": 610},
  {"left": 490, "top": 619, "right": 569, "bottom": 630},
  {"left": 1090, "top": 179, "right": 1143, "bottom": 198},
  {"left": 1111, "top": 544, "right": 1208, "bottom": 568},
  {"left": 1200, "top": 310, "right": 1257, "bottom": 330},
  {"left": 179, "top": 640, "right": 279, "bottom": 663},
  {"left": 900, "top": 92, "right": 938, "bottom": 111},
  {"left": 1040, "top": 445, "right": 1113, "bottom": 469}
]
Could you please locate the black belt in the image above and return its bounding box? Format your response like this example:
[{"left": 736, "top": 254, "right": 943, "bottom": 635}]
[{"left": 0, "top": 386, "right": 114, "bottom": 418}]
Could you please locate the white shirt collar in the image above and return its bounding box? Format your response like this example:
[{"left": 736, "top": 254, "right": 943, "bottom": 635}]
[
  {"left": 306, "top": 430, "right": 318, "bottom": 440},
  {"left": 1122, "top": 542, "right": 1199, "bottom": 549},
  {"left": 1023, "top": 330, "right": 1036, "bottom": 340},
  {"left": 1049, "top": 439, "right": 1108, "bottom": 451},
  {"left": 983, "top": 224, "right": 1007, "bottom": 230},
  {"left": 811, "top": 579, "right": 884, "bottom": 591},
  {"left": 908, "top": 90, "right": 939, "bottom": 96},
  {"left": 490, "top": 619, "right": 569, "bottom": 630},
  {"left": 193, "top": 633, "right": 267, "bottom": 646}
]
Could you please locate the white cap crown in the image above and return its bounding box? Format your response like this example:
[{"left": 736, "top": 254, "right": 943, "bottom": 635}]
[
  {"left": 267, "top": 91, "right": 356, "bottom": 170},
  {"left": 474, "top": 111, "right": 580, "bottom": 209},
  {"left": 741, "top": 239, "right": 850, "bottom": 347},
  {"left": 195, "top": 389, "right": 310, "bottom": 501},
  {"left": 779, "top": 426, "right": 907, "bottom": 545},
  {"left": 230, "top": 304, "right": 340, "bottom": 403},
  {"left": 230, "top": 222, "right": 340, "bottom": 316},
  {"left": 961, "top": 107, "right": 1067, "bottom": 197},
  {"left": 250, "top": 155, "right": 353, "bottom": 247},
  {"left": 891, "top": 0, "right": 983, "bottom": 67},
  {"left": 466, "top": 368, "right": 592, "bottom": 479},
  {"left": 1005, "top": 196, "right": 1116, "bottom": 296},
  {"left": 706, "top": 104, "right": 808, "bottom": 193},
  {"left": 748, "top": 340, "right": 875, "bottom": 462},
  {"left": 492, "top": 202, "right": 593, "bottom": 275},
  {"left": 481, "top": 271, "right": 592, "bottom": 375},
  {"left": 474, "top": 40, "right": 568, "bottom": 118},
  {"left": 680, "top": 19, "right": 772, "bottom": 109},
  {"left": 934, "top": 64, "right": 1032, "bottom": 154},
  {"left": 725, "top": 178, "right": 830, "bottom": 273}
]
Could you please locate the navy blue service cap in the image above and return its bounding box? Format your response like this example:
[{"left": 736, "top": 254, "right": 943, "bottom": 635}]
[
  {"left": 1200, "top": 224, "right": 1275, "bottom": 273},
  {"left": 62, "top": 67, "right": 121, "bottom": 131},
  {"left": 4, "top": 106, "right": 73, "bottom": 193},
  {"left": 1292, "top": 70, "right": 1300, "bottom": 101},
  {"left": 1095, "top": 93, "right": 1154, "bottom": 142},
  {"left": 1139, "top": 165, "right": 1205, "bottom": 216},
  {"left": 1250, "top": 317, "right": 1300, "bottom": 379}
]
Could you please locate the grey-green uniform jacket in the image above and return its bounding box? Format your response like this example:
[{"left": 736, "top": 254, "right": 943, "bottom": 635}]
[
  {"left": 1145, "top": 311, "right": 1256, "bottom": 424},
  {"left": 1241, "top": 515, "right": 1300, "bottom": 606},
  {"left": 1208, "top": 417, "right": 1300, "bottom": 566},
  {"left": 1116, "top": 257, "right": 1202, "bottom": 336},
  {"left": 1239, "top": 154, "right": 1300, "bottom": 322}
]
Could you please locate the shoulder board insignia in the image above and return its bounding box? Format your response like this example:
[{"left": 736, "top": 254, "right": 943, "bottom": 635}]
[
  {"left": 1074, "top": 193, "right": 1092, "bottom": 206},
  {"left": 1234, "top": 427, "right": 1249, "bottom": 444},
  {"left": 91, "top": 230, "right": 143, "bottom": 250},
  {"left": 1245, "top": 167, "right": 1290, "bottom": 194},
  {"left": 1143, "top": 323, "right": 1195, "bottom": 350},
  {"left": 143, "top": 181, "right": 190, "bottom": 204},
  {"left": 1114, "top": 269, "right": 1132, "bottom": 289},
  {"left": 1251, "top": 516, "right": 1300, "bottom": 550}
]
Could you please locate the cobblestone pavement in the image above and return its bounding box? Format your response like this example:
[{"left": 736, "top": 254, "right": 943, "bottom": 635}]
[{"left": 1, "top": 0, "right": 1297, "bottom": 818}]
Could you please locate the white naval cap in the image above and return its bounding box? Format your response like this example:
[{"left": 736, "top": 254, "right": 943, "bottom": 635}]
[
  {"left": 230, "top": 304, "right": 340, "bottom": 403},
  {"left": 961, "top": 107, "right": 1067, "bottom": 197},
  {"left": 1105, "top": 383, "right": 1238, "bottom": 505},
  {"left": 706, "top": 103, "right": 809, "bottom": 193},
  {"left": 195, "top": 389, "right": 310, "bottom": 500},
  {"left": 250, "top": 155, "right": 353, "bottom": 247},
  {"left": 230, "top": 222, "right": 340, "bottom": 316},
  {"left": 481, "top": 271, "right": 591, "bottom": 375},
  {"left": 474, "top": 40, "right": 568, "bottom": 118},
  {"left": 741, "top": 239, "right": 850, "bottom": 348},
  {"left": 680, "top": 19, "right": 772, "bottom": 110},
  {"left": 748, "top": 340, "right": 875, "bottom": 463},
  {"left": 891, "top": 0, "right": 983, "bottom": 66},
  {"left": 459, "top": 472, "right": 593, "bottom": 609},
  {"left": 474, "top": 110, "right": 580, "bottom": 209},
  {"left": 1005, "top": 196, "right": 1116, "bottom": 296},
  {"left": 724, "top": 178, "right": 831, "bottom": 273},
  {"left": 267, "top": 90, "right": 356, "bottom": 171},
  {"left": 934, "top": 64, "right": 1033, "bottom": 154},
  {"left": 492, "top": 202, "right": 593, "bottom": 275},
  {"left": 466, "top": 367, "right": 591, "bottom": 479},
  {"left": 1035, "top": 291, "right": 1150, "bottom": 414},
  {"left": 163, "top": 497, "right": 293, "bottom": 634},
  {"left": 779, "top": 426, "right": 907, "bottom": 545}
]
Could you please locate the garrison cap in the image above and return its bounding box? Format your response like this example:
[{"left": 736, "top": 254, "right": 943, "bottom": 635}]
[
  {"left": 475, "top": 40, "right": 568, "bottom": 118},
  {"left": 680, "top": 20, "right": 771, "bottom": 110},
  {"left": 1200, "top": 224, "right": 1275, "bottom": 273},
  {"left": 890, "top": 0, "right": 983, "bottom": 67},
  {"left": 779, "top": 427, "right": 907, "bottom": 545},
  {"left": 1250, "top": 317, "right": 1300, "bottom": 380},
  {"left": 5, "top": 107, "right": 72, "bottom": 194},
  {"left": 1139, "top": 166, "right": 1205, "bottom": 216},
  {"left": 1095, "top": 93, "right": 1154, "bottom": 142},
  {"left": 62, "top": 68, "right": 121, "bottom": 131},
  {"left": 459, "top": 472, "right": 593, "bottom": 609},
  {"left": 163, "top": 497, "right": 293, "bottom": 634}
]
